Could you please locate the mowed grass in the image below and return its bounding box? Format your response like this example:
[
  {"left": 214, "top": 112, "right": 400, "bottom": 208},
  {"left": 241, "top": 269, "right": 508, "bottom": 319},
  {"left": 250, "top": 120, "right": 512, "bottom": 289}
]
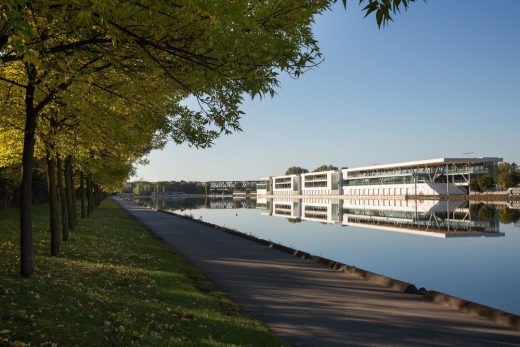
[{"left": 0, "top": 199, "right": 288, "bottom": 347}]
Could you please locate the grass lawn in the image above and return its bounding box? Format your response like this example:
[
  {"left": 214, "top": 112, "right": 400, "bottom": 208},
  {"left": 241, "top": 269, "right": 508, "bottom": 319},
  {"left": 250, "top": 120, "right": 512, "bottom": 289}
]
[{"left": 0, "top": 199, "right": 289, "bottom": 347}]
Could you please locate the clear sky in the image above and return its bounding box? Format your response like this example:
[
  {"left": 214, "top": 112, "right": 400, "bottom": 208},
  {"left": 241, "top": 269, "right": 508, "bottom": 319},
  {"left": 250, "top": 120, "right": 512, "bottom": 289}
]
[{"left": 133, "top": 0, "right": 520, "bottom": 182}]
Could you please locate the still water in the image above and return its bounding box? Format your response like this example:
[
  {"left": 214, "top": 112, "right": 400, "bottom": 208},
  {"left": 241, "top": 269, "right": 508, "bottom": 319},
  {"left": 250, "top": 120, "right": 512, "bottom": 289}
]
[{"left": 135, "top": 197, "right": 520, "bottom": 315}]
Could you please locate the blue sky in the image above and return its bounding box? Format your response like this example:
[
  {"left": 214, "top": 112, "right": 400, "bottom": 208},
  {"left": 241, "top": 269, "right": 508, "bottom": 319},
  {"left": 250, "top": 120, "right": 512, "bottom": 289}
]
[{"left": 134, "top": 0, "right": 520, "bottom": 181}]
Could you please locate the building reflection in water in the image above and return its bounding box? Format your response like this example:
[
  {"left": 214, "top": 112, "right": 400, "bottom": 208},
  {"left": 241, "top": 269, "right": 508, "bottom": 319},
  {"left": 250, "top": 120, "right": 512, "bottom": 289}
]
[{"left": 258, "top": 197, "right": 503, "bottom": 238}]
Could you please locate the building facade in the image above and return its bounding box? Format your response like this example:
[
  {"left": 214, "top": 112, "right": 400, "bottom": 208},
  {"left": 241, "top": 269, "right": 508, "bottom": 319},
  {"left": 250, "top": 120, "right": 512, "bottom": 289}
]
[
  {"left": 301, "top": 170, "right": 342, "bottom": 196},
  {"left": 256, "top": 177, "right": 273, "bottom": 196},
  {"left": 342, "top": 158, "right": 502, "bottom": 197},
  {"left": 272, "top": 198, "right": 301, "bottom": 220},
  {"left": 301, "top": 198, "right": 342, "bottom": 224},
  {"left": 272, "top": 174, "right": 301, "bottom": 196},
  {"left": 256, "top": 157, "right": 502, "bottom": 197}
]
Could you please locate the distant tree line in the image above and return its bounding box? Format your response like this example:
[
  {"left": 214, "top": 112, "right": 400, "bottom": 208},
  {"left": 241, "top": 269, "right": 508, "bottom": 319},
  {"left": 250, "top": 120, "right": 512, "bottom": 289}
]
[{"left": 124, "top": 181, "right": 206, "bottom": 196}]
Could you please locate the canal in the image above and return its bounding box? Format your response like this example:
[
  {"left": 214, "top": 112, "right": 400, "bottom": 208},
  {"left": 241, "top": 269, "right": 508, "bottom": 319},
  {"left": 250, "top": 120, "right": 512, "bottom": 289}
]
[{"left": 134, "top": 197, "right": 520, "bottom": 316}]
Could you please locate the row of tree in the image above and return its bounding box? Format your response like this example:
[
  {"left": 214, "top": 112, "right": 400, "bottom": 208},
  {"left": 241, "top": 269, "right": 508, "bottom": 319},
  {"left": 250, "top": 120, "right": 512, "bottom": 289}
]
[
  {"left": 0, "top": 167, "right": 49, "bottom": 209},
  {"left": 285, "top": 164, "right": 339, "bottom": 175},
  {"left": 124, "top": 181, "right": 207, "bottom": 196},
  {"left": 0, "top": 1, "right": 331, "bottom": 278},
  {"left": 0, "top": 1, "right": 415, "bottom": 278}
]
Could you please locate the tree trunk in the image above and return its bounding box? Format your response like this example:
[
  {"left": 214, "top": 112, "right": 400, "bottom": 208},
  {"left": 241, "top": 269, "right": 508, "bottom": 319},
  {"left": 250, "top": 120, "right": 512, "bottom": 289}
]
[
  {"left": 57, "top": 156, "right": 69, "bottom": 241},
  {"left": 0, "top": 177, "right": 6, "bottom": 210},
  {"left": 87, "top": 176, "right": 93, "bottom": 215},
  {"left": 95, "top": 184, "right": 100, "bottom": 206},
  {"left": 64, "top": 156, "right": 75, "bottom": 230},
  {"left": 20, "top": 65, "right": 38, "bottom": 278},
  {"left": 46, "top": 156, "right": 61, "bottom": 256},
  {"left": 70, "top": 168, "right": 77, "bottom": 225},
  {"left": 93, "top": 182, "right": 98, "bottom": 208},
  {"left": 80, "top": 172, "right": 86, "bottom": 219}
]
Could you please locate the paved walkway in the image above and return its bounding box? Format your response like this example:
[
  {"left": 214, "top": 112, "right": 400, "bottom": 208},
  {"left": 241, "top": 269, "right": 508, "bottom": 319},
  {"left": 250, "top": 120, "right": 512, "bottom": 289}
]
[{"left": 115, "top": 198, "right": 520, "bottom": 346}]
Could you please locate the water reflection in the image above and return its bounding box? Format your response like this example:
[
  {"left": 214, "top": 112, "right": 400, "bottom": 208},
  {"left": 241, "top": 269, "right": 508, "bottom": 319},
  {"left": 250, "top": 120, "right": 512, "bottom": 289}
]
[
  {"left": 136, "top": 196, "right": 517, "bottom": 238},
  {"left": 343, "top": 199, "right": 502, "bottom": 238},
  {"left": 257, "top": 197, "right": 503, "bottom": 238},
  {"left": 143, "top": 197, "right": 256, "bottom": 211}
]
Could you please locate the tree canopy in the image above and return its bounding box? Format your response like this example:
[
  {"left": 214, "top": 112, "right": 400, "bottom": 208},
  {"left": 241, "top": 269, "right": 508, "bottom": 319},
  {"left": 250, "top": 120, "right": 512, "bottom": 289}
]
[
  {"left": 313, "top": 164, "right": 339, "bottom": 172},
  {"left": 285, "top": 167, "right": 309, "bottom": 175},
  {"left": 476, "top": 175, "right": 495, "bottom": 192},
  {"left": 1, "top": 0, "right": 333, "bottom": 276},
  {"left": 1, "top": 0, "right": 421, "bottom": 277},
  {"left": 499, "top": 208, "right": 520, "bottom": 224},
  {"left": 498, "top": 162, "right": 520, "bottom": 189}
]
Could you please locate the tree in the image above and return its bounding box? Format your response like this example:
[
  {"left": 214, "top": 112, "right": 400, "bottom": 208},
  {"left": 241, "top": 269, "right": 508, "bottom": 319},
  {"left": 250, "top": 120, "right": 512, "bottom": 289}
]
[
  {"left": 476, "top": 175, "right": 495, "bottom": 192},
  {"left": 476, "top": 205, "right": 496, "bottom": 221},
  {"left": 313, "top": 164, "right": 338, "bottom": 172},
  {"left": 0, "top": 0, "right": 336, "bottom": 277},
  {"left": 498, "top": 162, "right": 520, "bottom": 189},
  {"left": 2, "top": 1, "right": 335, "bottom": 277},
  {"left": 469, "top": 180, "right": 481, "bottom": 193},
  {"left": 499, "top": 208, "right": 520, "bottom": 224},
  {"left": 338, "top": 0, "right": 420, "bottom": 27},
  {"left": 285, "top": 167, "right": 309, "bottom": 175},
  {"left": 1, "top": 0, "right": 419, "bottom": 277}
]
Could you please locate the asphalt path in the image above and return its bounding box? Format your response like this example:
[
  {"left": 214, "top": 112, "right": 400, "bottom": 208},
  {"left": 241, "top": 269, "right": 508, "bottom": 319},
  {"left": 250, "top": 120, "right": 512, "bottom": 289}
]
[{"left": 115, "top": 197, "right": 520, "bottom": 346}]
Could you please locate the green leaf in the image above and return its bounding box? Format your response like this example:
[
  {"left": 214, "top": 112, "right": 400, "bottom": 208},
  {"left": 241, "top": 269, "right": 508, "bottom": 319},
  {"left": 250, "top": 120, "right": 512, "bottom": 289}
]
[
  {"left": 376, "top": 10, "right": 383, "bottom": 27},
  {"left": 363, "top": 3, "right": 379, "bottom": 18}
]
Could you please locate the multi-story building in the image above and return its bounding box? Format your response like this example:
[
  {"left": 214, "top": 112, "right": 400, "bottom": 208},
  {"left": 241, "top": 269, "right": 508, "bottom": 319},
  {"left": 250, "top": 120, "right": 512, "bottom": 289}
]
[
  {"left": 301, "top": 170, "right": 342, "bottom": 196},
  {"left": 256, "top": 177, "right": 273, "bottom": 196},
  {"left": 272, "top": 174, "right": 301, "bottom": 196},
  {"left": 342, "top": 157, "right": 502, "bottom": 197},
  {"left": 256, "top": 158, "right": 502, "bottom": 197}
]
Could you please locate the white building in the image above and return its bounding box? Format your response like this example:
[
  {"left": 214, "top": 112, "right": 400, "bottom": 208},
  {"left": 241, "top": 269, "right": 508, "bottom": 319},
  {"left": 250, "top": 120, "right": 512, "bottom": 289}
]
[
  {"left": 301, "top": 199, "right": 342, "bottom": 224},
  {"left": 256, "top": 197, "right": 272, "bottom": 215},
  {"left": 256, "top": 177, "right": 272, "bottom": 196},
  {"left": 272, "top": 174, "right": 301, "bottom": 196},
  {"left": 341, "top": 198, "right": 502, "bottom": 237},
  {"left": 301, "top": 170, "right": 342, "bottom": 196},
  {"left": 272, "top": 198, "right": 301, "bottom": 220},
  {"left": 342, "top": 157, "right": 502, "bottom": 197}
]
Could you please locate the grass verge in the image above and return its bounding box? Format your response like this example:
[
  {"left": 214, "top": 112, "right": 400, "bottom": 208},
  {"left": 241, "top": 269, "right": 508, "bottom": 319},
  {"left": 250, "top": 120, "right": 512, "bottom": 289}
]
[{"left": 0, "top": 199, "right": 288, "bottom": 347}]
